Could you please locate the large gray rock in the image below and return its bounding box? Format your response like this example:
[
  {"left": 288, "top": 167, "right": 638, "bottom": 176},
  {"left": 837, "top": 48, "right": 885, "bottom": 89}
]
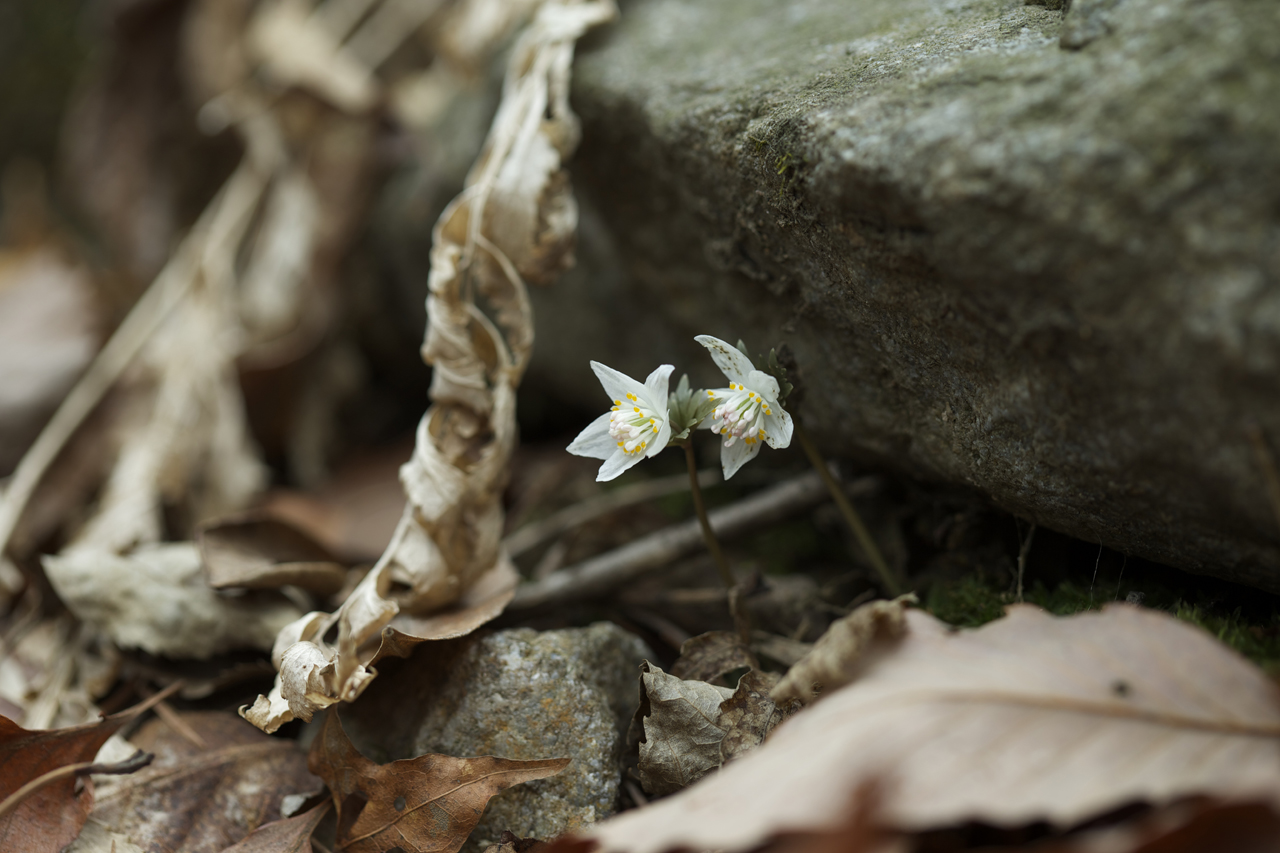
[
  {"left": 342, "top": 624, "right": 651, "bottom": 851},
  {"left": 513, "top": 0, "right": 1280, "bottom": 589}
]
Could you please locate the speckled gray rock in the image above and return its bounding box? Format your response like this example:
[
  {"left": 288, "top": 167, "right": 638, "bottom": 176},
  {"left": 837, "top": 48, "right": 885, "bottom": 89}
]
[
  {"left": 342, "top": 623, "right": 651, "bottom": 851},
  {"left": 375, "top": 0, "right": 1280, "bottom": 589},
  {"left": 519, "top": 0, "right": 1280, "bottom": 590}
]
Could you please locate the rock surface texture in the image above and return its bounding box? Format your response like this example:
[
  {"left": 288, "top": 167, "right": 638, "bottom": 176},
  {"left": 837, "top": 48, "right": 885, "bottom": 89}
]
[
  {"left": 518, "top": 0, "right": 1280, "bottom": 589},
  {"left": 342, "top": 623, "right": 651, "bottom": 851}
]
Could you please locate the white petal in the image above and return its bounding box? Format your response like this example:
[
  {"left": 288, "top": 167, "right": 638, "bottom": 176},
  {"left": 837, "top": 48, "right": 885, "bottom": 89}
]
[
  {"left": 644, "top": 363, "right": 675, "bottom": 407},
  {"left": 567, "top": 412, "right": 617, "bottom": 460},
  {"left": 591, "top": 361, "right": 648, "bottom": 406},
  {"left": 746, "top": 369, "right": 780, "bottom": 400},
  {"left": 720, "top": 435, "right": 762, "bottom": 479},
  {"left": 647, "top": 414, "right": 672, "bottom": 457},
  {"left": 695, "top": 335, "right": 754, "bottom": 385},
  {"left": 763, "top": 407, "right": 794, "bottom": 449},
  {"left": 597, "top": 448, "right": 644, "bottom": 482}
]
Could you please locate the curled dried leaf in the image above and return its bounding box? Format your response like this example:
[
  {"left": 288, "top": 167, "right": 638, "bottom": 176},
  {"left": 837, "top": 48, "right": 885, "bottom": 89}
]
[{"left": 770, "top": 594, "right": 916, "bottom": 705}]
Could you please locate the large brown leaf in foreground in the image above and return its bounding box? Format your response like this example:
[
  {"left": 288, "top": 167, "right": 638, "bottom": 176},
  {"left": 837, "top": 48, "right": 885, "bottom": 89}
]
[
  {"left": 87, "top": 711, "right": 320, "bottom": 853},
  {"left": 309, "top": 712, "right": 569, "bottom": 853},
  {"left": 0, "top": 712, "right": 129, "bottom": 852},
  {"left": 586, "top": 604, "right": 1280, "bottom": 853}
]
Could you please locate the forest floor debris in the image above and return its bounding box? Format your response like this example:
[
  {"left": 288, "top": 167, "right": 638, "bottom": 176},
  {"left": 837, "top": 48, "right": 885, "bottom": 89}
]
[{"left": 0, "top": 1, "right": 1278, "bottom": 852}]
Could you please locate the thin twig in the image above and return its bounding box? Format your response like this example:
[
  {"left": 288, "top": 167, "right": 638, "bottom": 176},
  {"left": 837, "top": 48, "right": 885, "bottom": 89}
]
[
  {"left": 146, "top": 695, "right": 206, "bottom": 749},
  {"left": 792, "top": 421, "right": 902, "bottom": 595},
  {"left": 0, "top": 240, "right": 198, "bottom": 557},
  {"left": 624, "top": 778, "right": 649, "bottom": 809},
  {"left": 504, "top": 468, "right": 720, "bottom": 558},
  {"left": 1015, "top": 521, "right": 1036, "bottom": 603},
  {"left": 0, "top": 750, "right": 152, "bottom": 822},
  {"left": 510, "top": 471, "right": 876, "bottom": 610},
  {"left": 684, "top": 442, "right": 735, "bottom": 590},
  {"left": 0, "top": 161, "right": 263, "bottom": 559}
]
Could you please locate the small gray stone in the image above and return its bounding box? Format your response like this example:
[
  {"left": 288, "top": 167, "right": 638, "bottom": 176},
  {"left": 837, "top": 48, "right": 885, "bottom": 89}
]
[{"left": 343, "top": 623, "right": 651, "bottom": 851}]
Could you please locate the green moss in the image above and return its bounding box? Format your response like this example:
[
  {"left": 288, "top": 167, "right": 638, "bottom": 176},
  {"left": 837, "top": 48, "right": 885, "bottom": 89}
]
[
  {"left": 925, "top": 573, "right": 1280, "bottom": 672},
  {"left": 925, "top": 573, "right": 1009, "bottom": 627}
]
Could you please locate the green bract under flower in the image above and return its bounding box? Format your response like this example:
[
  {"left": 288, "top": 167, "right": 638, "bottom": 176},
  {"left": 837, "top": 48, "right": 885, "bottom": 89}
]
[
  {"left": 668, "top": 373, "right": 718, "bottom": 443},
  {"left": 568, "top": 361, "right": 675, "bottom": 481},
  {"left": 696, "top": 335, "right": 794, "bottom": 479}
]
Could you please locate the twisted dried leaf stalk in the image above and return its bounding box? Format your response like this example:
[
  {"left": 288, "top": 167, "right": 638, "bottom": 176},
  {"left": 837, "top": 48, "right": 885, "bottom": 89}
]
[{"left": 245, "top": 0, "right": 618, "bottom": 733}]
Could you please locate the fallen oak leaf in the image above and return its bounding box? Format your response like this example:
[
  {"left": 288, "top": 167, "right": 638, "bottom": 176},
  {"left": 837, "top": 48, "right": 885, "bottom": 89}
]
[
  {"left": 586, "top": 604, "right": 1280, "bottom": 853},
  {"left": 308, "top": 711, "right": 570, "bottom": 853}
]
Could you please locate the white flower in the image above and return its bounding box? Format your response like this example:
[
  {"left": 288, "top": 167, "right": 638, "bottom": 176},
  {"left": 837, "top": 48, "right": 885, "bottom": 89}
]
[
  {"left": 696, "top": 335, "right": 794, "bottom": 479},
  {"left": 568, "top": 361, "right": 675, "bottom": 481}
]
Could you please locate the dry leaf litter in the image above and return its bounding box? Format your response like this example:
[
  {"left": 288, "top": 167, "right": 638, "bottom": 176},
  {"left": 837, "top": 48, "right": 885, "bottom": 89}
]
[{"left": 0, "top": 1, "right": 1277, "bottom": 852}]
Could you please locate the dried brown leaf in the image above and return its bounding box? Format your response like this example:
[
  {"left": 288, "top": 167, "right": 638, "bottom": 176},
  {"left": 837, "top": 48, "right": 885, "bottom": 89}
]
[
  {"left": 218, "top": 801, "right": 330, "bottom": 853},
  {"left": 588, "top": 604, "right": 1280, "bottom": 853},
  {"left": 88, "top": 711, "right": 321, "bottom": 853},
  {"left": 0, "top": 715, "right": 126, "bottom": 853},
  {"left": 718, "top": 670, "right": 787, "bottom": 765},
  {"left": 0, "top": 689, "right": 174, "bottom": 853},
  {"left": 0, "top": 615, "right": 118, "bottom": 729},
  {"left": 308, "top": 712, "right": 570, "bottom": 853},
  {"left": 636, "top": 662, "right": 733, "bottom": 796},
  {"left": 770, "top": 594, "right": 915, "bottom": 705},
  {"left": 43, "top": 543, "right": 303, "bottom": 659},
  {"left": 199, "top": 513, "right": 347, "bottom": 595},
  {"left": 670, "top": 630, "right": 756, "bottom": 685},
  {"left": 258, "top": 443, "right": 412, "bottom": 562},
  {"left": 637, "top": 663, "right": 788, "bottom": 796}
]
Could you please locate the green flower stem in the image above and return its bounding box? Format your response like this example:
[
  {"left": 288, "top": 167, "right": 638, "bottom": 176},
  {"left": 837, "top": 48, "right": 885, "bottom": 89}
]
[
  {"left": 793, "top": 420, "right": 903, "bottom": 595},
  {"left": 683, "top": 440, "right": 735, "bottom": 591},
  {"left": 682, "top": 440, "right": 756, "bottom": 648}
]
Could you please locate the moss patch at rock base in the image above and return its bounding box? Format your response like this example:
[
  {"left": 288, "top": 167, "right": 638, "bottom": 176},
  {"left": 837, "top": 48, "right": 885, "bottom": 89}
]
[{"left": 926, "top": 572, "right": 1280, "bottom": 672}]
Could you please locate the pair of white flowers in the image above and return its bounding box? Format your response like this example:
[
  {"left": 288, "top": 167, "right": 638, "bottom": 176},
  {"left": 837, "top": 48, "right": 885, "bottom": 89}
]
[{"left": 567, "top": 335, "right": 794, "bottom": 481}]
